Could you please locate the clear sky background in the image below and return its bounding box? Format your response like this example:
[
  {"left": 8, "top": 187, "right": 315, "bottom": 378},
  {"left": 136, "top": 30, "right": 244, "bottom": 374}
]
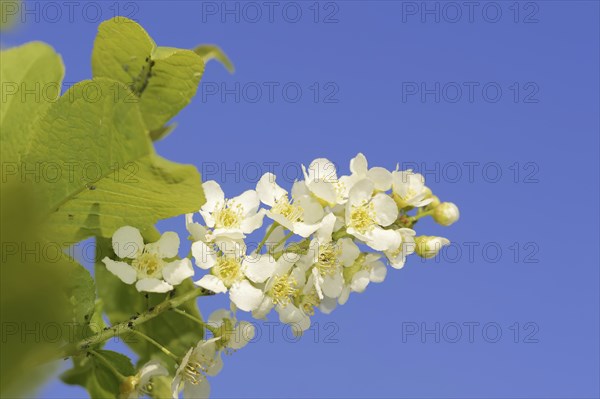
[{"left": 3, "top": 0, "right": 599, "bottom": 398}]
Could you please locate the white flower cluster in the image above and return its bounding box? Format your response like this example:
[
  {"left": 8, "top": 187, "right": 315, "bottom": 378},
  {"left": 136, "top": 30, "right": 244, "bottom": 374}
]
[
  {"left": 187, "top": 153, "right": 459, "bottom": 331},
  {"left": 103, "top": 153, "right": 459, "bottom": 398}
]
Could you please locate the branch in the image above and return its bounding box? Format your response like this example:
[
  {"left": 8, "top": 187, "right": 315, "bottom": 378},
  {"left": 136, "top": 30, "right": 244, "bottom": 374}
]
[{"left": 57, "top": 287, "right": 213, "bottom": 360}]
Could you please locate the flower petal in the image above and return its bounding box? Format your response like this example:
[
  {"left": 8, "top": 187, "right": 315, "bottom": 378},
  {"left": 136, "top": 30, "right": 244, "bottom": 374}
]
[
  {"left": 252, "top": 296, "right": 274, "bottom": 319},
  {"left": 183, "top": 378, "right": 210, "bottom": 399},
  {"left": 315, "top": 212, "right": 336, "bottom": 243},
  {"left": 257, "top": 173, "right": 286, "bottom": 206},
  {"left": 367, "top": 167, "right": 392, "bottom": 191},
  {"left": 321, "top": 273, "right": 344, "bottom": 298},
  {"left": 297, "top": 195, "right": 325, "bottom": 224},
  {"left": 201, "top": 180, "right": 225, "bottom": 211},
  {"left": 194, "top": 275, "right": 228, "bottom": 293},
  {"left": 319, "top": 296, "right": 338, "bottom": 314},
  {"left": 186, "top": 213, "right": 209, "bottom": 242},
  {"left": 139, "top": 360, "right": 168, "bottom": 386},
  {"left": 149, "top": 231, "right": 179, "bottom": 258},
  {"left": 135, "top": 278, "right": 173, "bottom": 293},
  {"left": 372, "top": 193, "right": 398, "bottom": 226},
  {"left": 350, "top": 270, "right": 370, "bottom": 292},
  {"left": 365, "top": 226, "right": 401, "bottom": 252},
  {"left": 293, "top": 221, "right": 321, "bottom": 238},
  {"left": 347, "top": 179, "right": 374, "bottom": 206},
  {"left": 229, "top": 280, "right": 263, "bottom": 312},
  {"left": 103, "top": 257, "right": 137, "bottom": 284},
  {"left": 276, "top": 303, "right": 303, "bottom": 324},
  {"left": 307, "top": 180, "right": 337, "bottom": 205},
  {"left": 162, "top": 258, "right": 194, "bottom": 285},
  {"left": 339, "top": 237, "right": 360, "bottom": 267},
  {"left": 350, "top": 153, "right": 368, "bottom": 176},
  {"left": 191, "top": 241, "right": 217, "bottom": 269},
  {"left": 242, "top": 254, "right": 276, "bottom": 284},
  {"left": 231, "top": 321, "right": 255, "bottom": 349},
  {"left": 207, "top": 309, "right": 231, "bottom": 326},
  {"left": 231, "top": 190, "right": 260, "bottom": 215},
  {"left": 370, "top": 261, "right": 387, "bottom": 283},
  {"left": 112, "top": 226, "right": 143, "bottom": 259},
  {"left": 240, "top": 209, "right": 265, "bottom": 234},
  {"left": 306, "top": 158, "right": 338, "bottom": 182},
  {"left": 338, "top": 286, "right": 351, "bottom": 305}
]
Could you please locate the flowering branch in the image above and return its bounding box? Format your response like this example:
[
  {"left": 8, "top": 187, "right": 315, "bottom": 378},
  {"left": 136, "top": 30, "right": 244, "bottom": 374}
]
[{"left": 57, "top": 287, "right": 214, "bottom": 360}]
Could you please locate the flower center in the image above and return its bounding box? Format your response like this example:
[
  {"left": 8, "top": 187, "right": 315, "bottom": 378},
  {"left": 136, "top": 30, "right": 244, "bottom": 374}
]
[
  {"left": 272, "top": 195, "right": 304, "bottom": 222},
  {"left": 138, "top": 382, "right": 154, "bottom": 395},
  {"left": 316, "top": 243, "right": 340, "bottom": 276},
  {"left": 349, "top": 201, "right": 375, "bottom": 234},
  {"left": 132, "top": 251, "right": 164, "bottom": 278},
  {"left": 183, "top": 362, "right": 205, "bottom": 385},
  {"left": 269, "top": 274, "right": 297, "bottom": 306},
  {"left": 299, "top": 289, "right": 320, "bottom": 316},
  {"left": 213, "top": 201, "right": 243, "bottom": 229},
  {"left": 213, "top": 257, "right": 243, "bottom": 287},
  {"left": 215, "top": 318, "right": 236, "bottom": 351}
]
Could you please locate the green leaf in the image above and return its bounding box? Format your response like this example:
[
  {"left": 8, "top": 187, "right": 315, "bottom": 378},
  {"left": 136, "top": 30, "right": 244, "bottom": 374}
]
[
  {"left": 61, "top": 350, "right": 135, "bottom": 399},
  {"left": 21, "top": 78, "right": 204, "bottom": 243},
  {"left": 92, "top": 17, "right": 205, "bottom": 131},
  {"left": 0, "top": 183, "right": 95, "bottom": 396},
  {"left": 95, "top": 236, "right": 204, "bottom": 369},
  {"left": 193, "top": 44, "right": 235, "bottom": 73},
  {"left": 139, "top": 46, "right": 204, "bottom": 131},
  {"left": 0, "top": 41, "right": 64, "bottom": 162},
  {"left": 91, "top": 16, "right": 155, "bottom": 91}
]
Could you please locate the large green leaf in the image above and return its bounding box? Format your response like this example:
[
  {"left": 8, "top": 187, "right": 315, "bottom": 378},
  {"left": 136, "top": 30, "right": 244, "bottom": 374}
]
[
  {"left": 61, "top": 350, "right": 135, "bottom": 399},
  {"left": 0, "top": 183, "right": 95, "bottom": 396},
  {"left": 44, "top": 153, "right": 205, "bottom": 242},
  {"left": 95, "top": 236, "right": 205, "bottom": 370},
  {"left": 0, "top": 41, "right": 64, "bottom": 162},
  {"left": 21, "top": 77, "right": 204, "bottom": 243},
  {"left": 92, "top": 17, "right": 205, "bottom": 131}
]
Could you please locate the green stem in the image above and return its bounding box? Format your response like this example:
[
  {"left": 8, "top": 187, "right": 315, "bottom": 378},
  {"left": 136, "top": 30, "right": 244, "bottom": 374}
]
[
  {"left": 273, "top": 231, "right": 294, "bottom": 251},
  {"left": 89, "top": 350, "right": 127, "bottom": 381},
  {"left": 256, "top": 222, "right": 278, "bottom": 253},
  {"left": 56, "top": 287, "right": 213, "bottom": 360},
  {"left": 412, "top": 210, "right": 433, "bottom": 221},
  {"left": 171, "top": 308, "right": 217, "bottom": 335},
  {"left": 129, "top": 330, "right": 179, "bottom": 361}
]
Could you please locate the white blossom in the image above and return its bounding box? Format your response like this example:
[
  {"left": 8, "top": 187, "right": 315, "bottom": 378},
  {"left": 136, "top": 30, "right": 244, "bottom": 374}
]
[
  {"left": 171, "top": 338, "right": 222, "bottom": 399},
  {"left": 196, "top": 180, "right": 265, "bottom": 240},
  {"left": 103, "top": 226, "right": 194, "bottom": 293},
  {"left": 391, "top": 170, "right": 432, "bottom": 208},
  {"left": 192, "top": 240, "right": 273, "bottom": 312},
  {"left": 345, "top": 179, "right": 399, "bottom": 251},
  {"left": 256, "top": 173, "right": 324, "bottom": 237}
]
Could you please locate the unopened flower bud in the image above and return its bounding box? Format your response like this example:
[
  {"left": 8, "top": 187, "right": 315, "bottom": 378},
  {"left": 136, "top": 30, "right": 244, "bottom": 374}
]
[
  {"left": 432, "top": 202, "right": 459, "bottom": 226},
  {"left": 415, "top": 236, "right": 450, "bottom": 259}
]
